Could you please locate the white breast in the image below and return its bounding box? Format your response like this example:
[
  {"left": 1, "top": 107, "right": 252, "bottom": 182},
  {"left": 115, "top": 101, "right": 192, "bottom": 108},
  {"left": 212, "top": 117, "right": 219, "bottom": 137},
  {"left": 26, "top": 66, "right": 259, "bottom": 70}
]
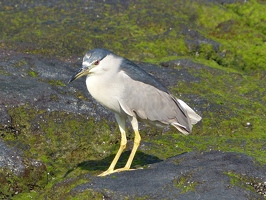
[{"left": 86, "top": 71, "right": 124, "bottom": 114}]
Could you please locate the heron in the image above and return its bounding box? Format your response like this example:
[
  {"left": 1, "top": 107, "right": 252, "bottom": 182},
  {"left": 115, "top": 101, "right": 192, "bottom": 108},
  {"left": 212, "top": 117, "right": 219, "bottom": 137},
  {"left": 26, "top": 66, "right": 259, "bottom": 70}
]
[{"left": 68, "top": 48, "right": 201, "bottom": 176}]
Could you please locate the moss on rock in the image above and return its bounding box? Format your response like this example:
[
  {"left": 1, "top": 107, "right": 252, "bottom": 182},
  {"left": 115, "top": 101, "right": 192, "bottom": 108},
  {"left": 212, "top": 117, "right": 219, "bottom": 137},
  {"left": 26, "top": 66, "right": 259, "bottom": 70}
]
[
  {"left": 1, "top": 0, "right": 266, "bottom": 198},
  {"left": 0, "top": 0, "right": 265, "bottom": 71}
]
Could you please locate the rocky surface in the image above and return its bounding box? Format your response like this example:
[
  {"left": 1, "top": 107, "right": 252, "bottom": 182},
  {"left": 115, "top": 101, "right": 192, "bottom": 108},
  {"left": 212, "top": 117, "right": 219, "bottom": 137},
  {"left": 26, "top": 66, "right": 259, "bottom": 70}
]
[
  {"left": 72, "top": 151, "right": 266, "bottom": 199},
  {"left": 1, "top": 51, "right": 265, "bottom": 199},
  {"left": 0, "top": 140, "right": 25, "bottom": 176},
  {"left": 0, "top": 0, "right": 266, "bottom": 199},
  {"left": 0, "top": 51, "right": 202, "bottom": 199}
]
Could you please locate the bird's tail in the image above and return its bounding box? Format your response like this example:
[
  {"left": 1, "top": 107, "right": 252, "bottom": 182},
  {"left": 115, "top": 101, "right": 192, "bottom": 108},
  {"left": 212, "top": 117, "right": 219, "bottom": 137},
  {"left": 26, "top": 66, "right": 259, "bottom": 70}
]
[
  {"left": 176, "top": 99, "right": 202, "bottom": 125},
  {"left": 171, "top": 98, "right": 202, "bottom": 135}
]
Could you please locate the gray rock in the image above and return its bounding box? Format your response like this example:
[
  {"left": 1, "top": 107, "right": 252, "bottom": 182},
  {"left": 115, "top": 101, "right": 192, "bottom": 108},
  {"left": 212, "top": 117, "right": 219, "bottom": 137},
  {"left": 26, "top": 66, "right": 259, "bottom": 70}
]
[
  {"left": 0, "top": 53, "right": 203, "bottom": 126},
  {"left": 0, "top": 105, "right": 11, "bottom": 127},
  {"left": 0, "top": 139, "right": 25, "bottom": 176},
  {"left": 72, "top": 151, "right": 266, "bottom": 199},
  {"left": 0, "top": 51, "right": 202, "bottom": 177},
  {"left": 1, "top": 53, "right": 265, "bottom": 198}
]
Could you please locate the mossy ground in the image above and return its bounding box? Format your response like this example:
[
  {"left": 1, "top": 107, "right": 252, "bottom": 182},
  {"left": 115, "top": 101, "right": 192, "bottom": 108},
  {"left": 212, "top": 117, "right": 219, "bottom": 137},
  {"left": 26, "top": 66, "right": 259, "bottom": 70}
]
[
  {"left": 173, "top": 172, "right": 198, "bottom": 193},
  {"left": 1, "top": 0, "right": 266, "bottom": 71},
  {"left": 1, "top": 0, "right": 266, "bottom": 198}
]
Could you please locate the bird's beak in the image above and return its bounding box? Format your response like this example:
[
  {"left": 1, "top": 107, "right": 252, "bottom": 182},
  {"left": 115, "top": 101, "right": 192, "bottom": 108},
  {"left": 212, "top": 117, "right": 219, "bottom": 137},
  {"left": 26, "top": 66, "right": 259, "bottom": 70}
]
[{"left": 68, "top": 66, "right": 89, "bottom": 83}]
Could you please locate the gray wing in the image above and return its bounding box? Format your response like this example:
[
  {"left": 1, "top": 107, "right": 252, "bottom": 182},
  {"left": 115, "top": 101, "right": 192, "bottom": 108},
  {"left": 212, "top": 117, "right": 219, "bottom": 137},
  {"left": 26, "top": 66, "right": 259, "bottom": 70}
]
[
  {"left": 119, "top": 59, "right": 169, "bottom": 93},
  {"left": 117, "top": 69, "right": 192, "bottom": 134}
]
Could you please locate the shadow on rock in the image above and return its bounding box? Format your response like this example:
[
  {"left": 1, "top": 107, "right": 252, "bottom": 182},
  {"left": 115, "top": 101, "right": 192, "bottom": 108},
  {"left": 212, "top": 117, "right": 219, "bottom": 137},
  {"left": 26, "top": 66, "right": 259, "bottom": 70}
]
[
  {"left": 71, "top": 151, "right": 266, "bottom": 200},
  {"left": 64, "top": 151, "right": 163, "bottom": 177}
]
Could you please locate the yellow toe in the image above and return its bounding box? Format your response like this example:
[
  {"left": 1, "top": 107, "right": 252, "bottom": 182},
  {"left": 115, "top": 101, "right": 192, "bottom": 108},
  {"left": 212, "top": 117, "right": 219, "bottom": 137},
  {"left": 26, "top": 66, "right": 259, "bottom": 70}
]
[
  {"left": 98, "top": 167, "right": 135, "bottom": 176},
  {"left": 113, "top": 167, "right": 135, "bottom": 173},
  {"left": 98, "top": 169, "right": 114, "bottom": 177}
]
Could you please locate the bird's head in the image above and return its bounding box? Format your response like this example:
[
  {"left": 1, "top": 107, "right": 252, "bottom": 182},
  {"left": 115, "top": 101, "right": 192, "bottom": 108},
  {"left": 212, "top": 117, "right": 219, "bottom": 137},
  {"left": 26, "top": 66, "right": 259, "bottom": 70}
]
[{"left": 68, "top": 48, "right": 115, "bottom": 83}]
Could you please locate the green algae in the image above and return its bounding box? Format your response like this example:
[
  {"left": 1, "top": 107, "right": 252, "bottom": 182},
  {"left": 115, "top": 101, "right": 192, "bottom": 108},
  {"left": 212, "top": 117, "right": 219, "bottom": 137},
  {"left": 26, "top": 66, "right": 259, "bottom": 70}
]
[
  {"left": 13, "top": 175, "right": 103, "bottom": 200},
  {"left": 3, "top": 55, "right": 266, "bottom": 198},
  {"left": 0, "top": 0, "right": 265, "bottom": 72},
  {"left": 3, "top": 65, "right": 266, "bottom": 198},
  {"left": 2, "top": 104, "right": 119, "bottom": 198},
  {"left": 225, "top": 172, "right": 258, "bottom": 193},
  {"left": 1, "top": 0, "right": 266, "bottom": 198},
  {"left": 12, "top": 60, "right": 28, "bottom": 68},
  {"left": 173, "top": 172, "right": 198, "bottom": 193},
  {"left": 47, "top": 79, "right": 65, "bottom": 86},
  {"left": 148, "top": 62, "right": 266, "bottom": 164},
  {"left": 28, "top": 70, "right": 38, "bottom": 77},
  {"left": 195, "top": 0, "right": 266, "bottom": 72},
  {"left": 0, "top": 158, "right": 47, "bottom": 199}
]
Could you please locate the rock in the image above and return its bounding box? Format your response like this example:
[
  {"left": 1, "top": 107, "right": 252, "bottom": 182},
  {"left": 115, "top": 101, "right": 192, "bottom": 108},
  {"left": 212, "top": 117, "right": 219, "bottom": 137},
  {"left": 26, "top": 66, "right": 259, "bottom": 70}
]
[
  {"left": 0, "top": 139, "right": 25, "bottom": 176},
  {"left": 1, "top": 50, "right": 265, "bottom": 199},
  {"left": 71, "top": 151, "right": 266, "bottom": 200},
  {"left": 0, "top": 139, "right": 47, "bottom": 198},
  {"left": 0, "top": 52, "right": 203, "bottom": 198},
  {"left": 0, "top": 105, "right": 11, "bottom": 127},
  {"left": 0, "top": 53, "right": 111, "bottom": 122},
  {"left": 0, "top": 52, "right": 202, "bottom": 125},
  {"left": 0, "top": 0, "right": 265, "bottom": 198}
]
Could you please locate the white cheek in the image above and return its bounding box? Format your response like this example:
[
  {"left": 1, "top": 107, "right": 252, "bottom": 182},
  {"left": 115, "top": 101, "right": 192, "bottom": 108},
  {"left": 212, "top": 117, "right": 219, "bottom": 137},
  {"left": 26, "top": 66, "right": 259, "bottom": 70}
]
[{"left": 89, "top": 66, "right": 102, "bottom": 74}]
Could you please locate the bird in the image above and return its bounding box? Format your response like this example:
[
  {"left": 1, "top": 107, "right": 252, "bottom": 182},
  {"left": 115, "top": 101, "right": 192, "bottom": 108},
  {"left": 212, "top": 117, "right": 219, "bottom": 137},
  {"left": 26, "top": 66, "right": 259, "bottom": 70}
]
[{"left": 68, "top": 48, "right": 201, "bottom": 176}]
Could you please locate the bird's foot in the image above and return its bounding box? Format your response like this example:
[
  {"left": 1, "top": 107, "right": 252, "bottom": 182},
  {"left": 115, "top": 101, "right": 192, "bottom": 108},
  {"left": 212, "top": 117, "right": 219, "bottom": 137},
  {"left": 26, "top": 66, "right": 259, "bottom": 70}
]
[
  {"left": 97, "top": 169, "right": 114, "bottom": 177},
  {"left": 98, "top": 167, "right": 135, "bottom": 177}
]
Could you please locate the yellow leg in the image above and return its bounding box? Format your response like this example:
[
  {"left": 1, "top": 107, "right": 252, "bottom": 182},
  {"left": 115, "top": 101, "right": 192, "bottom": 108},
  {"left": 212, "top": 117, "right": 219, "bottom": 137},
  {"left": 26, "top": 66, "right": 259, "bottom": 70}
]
[
  {"left": 98, "top": 116, "right": 141, "bottom": 176},
  {"left": 114, "top": 129, "right": 141, "bottom": 171},
  {"left": 127, "top": 116, "right": 141, "bottom": 168},
  {"left": 110, "top": 116, "right": 141, "bottom": 174},
  {"left": 98, "top": 114, "right": 127, "bottom": 176}
]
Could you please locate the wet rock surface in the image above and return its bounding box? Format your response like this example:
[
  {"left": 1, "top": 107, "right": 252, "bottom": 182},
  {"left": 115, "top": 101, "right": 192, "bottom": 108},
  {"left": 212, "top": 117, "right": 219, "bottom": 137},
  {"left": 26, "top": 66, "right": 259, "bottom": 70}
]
[
  {"left": 0, "top": 139, "right": 25, "bottom": 176},
  {"left": 1, "top": 0, "right": 266, "bottom": 199},
  {"left": 72, "top": 151, "right": 266, "bottom": 199},
  {"left": 0, "top": 52, "right": 200, "bottom": 198},
  {"left": 0, "top": 52, "right": 202, "bottom": 120},
  {"left": 1, "top": 51, "right": 266, "bottom": 199}
]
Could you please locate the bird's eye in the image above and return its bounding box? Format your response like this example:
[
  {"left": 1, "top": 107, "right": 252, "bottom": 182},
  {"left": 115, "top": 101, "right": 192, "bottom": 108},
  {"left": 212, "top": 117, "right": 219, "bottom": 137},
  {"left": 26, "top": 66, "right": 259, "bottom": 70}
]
[{"left": 94, "top": 60, "right": 100, "bottom": 65}]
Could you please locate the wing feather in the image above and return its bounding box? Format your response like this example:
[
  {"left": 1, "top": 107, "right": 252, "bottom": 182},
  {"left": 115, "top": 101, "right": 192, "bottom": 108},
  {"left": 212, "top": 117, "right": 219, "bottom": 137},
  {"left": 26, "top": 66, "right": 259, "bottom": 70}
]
[
  {"left": 117, "top": 59, "right": 201, "bottom": 134},
  {"left": 118, "top": 72, "right": 190, "bottom": 133}
]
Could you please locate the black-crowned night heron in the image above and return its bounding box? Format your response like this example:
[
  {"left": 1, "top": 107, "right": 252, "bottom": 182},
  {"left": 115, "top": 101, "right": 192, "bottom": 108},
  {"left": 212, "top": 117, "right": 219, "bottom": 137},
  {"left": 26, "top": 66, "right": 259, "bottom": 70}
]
[{"left": 69, "top": 48, "right": 201, "bottom": 176}]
